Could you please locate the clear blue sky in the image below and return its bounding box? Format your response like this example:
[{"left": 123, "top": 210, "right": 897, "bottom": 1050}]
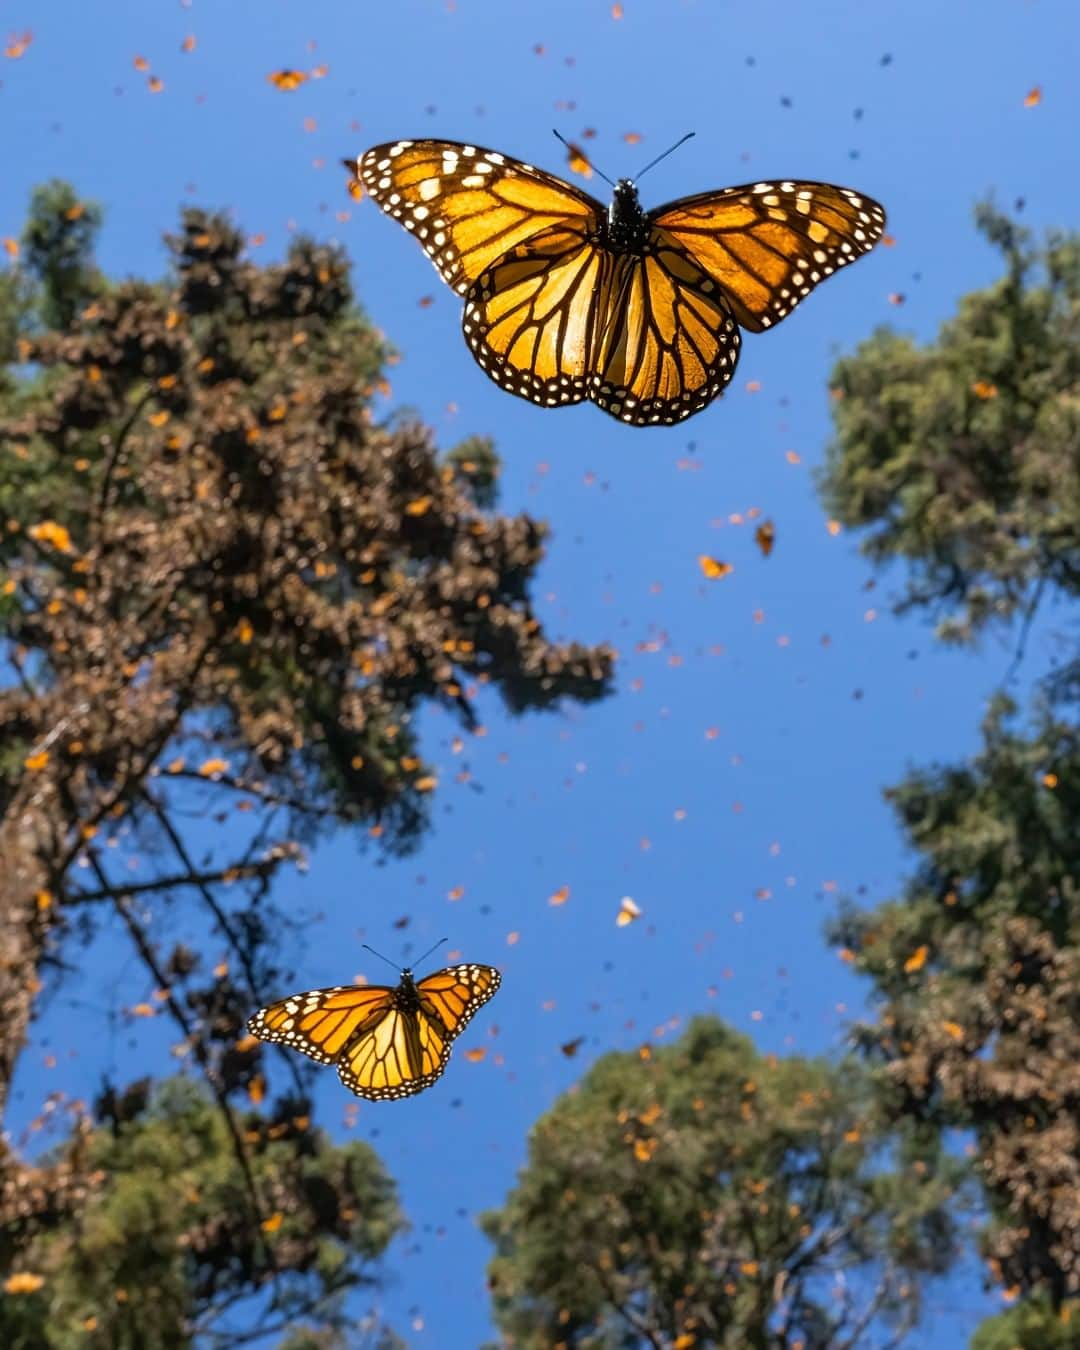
[{"left": 5, "top": 1, "right": 1077, "bottom": 1344}]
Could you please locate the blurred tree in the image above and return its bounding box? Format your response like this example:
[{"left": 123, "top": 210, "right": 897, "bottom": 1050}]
[
  {"left": 0, "top": 1071, "right": 402, "bottom": 1349},
  {"left": 970, "top": 1292, "right": 1078, "bottom": 1350},
  {"left": 0, "top": 184, "right": 613, "bottom": 1322},
  {"left": 820, "top": 205, "right": 1079, "bottom": 1333},
  {"left": 482, "top": 1018, "right": 960, "bottom": 1349},
  {"left": 0, "top": 266, "right": 33, "bottom": 401},
  {"left": 820, "top": 205, "right": 1079, "bottom": 687},
  {"left": 19, "top": 181, "right": 105, "bottom": 332},
  {"left": 446, "top": 434, "right": 500, "bottom": 512}
]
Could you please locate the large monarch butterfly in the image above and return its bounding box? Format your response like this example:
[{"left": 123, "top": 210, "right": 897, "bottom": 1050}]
[
  {"left": 347, "top": 137, "right": 886, "bottom": 427},
  {"left": 247, "top": 951, "right": 500, "bottom": 1100}
]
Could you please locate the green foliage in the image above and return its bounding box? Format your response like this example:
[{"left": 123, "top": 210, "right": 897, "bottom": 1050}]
[
  {"left": 828, "top": 698, "right": 1079, "bottom": 1308},
  {"left": 0, "top": 1077, "right": 403, "bottom": 1349},
  {"left": 0, "top": 195, "right": 613, "bottom": 853},
  {"left": 446, "top": 434, "right": 501, "bottom": 510},
  {"left": 0, "top": 183, "right": 613, "bottom": 1346},
  {"left": 20, "top": 181, "right": 105, "bottom": 332},
  {"left": 820, "top": 201, "right": 1080, "bottom": 1334},
  {"left": 0, "top": 269, "right": 32, "bottom": 398},
  {"left": 971, "top": 1293, "right": 1080, "bottom": 1350},
  {"left": 820, "top": 205, "right": 1080, "bottom": 659},
  {"left": 483, "top": 1017, "right": 959, "bottom": 1348}
]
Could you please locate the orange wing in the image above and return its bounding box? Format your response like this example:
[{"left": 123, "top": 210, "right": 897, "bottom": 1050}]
[
  {"left": 416, "top": 963, "right": 502, "bottom": 1039},
  {"left": 463, "top": 223, "right": 613, "bottom": 408},
  {"left": 248, "top": 964, "right": 501, "bottom": 1101},
  {"left": 335, "top": 963, "right": 500, "bottom": 1100},
  {"left": 651, "top": 180, "right": 886, "bottom": 332},
  {"left": 247, "top": 985, "right": 394, "bottom": 1065},
  {"left": 464, "top": 227, "right": 740, "bottom": 426},
  {"left": 336, "top": 1005, "right": 452, "bottom": 1100},
  {"left": 587, "top": 231, "right": 742, "bottom": 426},
  {"left": 353, "top": 140, "right": 602, "bottom": 295}
]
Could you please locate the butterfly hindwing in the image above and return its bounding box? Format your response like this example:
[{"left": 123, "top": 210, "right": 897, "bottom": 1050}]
[
  {"left": 464, "top": 226, "right": 740, "bottom": 424},
  {"left": 589, "top": 231, "right": 742, "bottom": 426},
  {"left": 463, "top": 223, "right": 611, "bottom": 408},
  {"left": 336, "top": 1005, "right": 451, "bottom": 1101},
  {"left": 355, "top": 140, "right": 601, "bottom": 295},
  {"left": 651, "top": 180, "right": 886, "bottom": 332}
]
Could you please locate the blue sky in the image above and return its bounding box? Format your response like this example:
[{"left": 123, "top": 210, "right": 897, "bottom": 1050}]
[{"left": 4, "top": 0, "right": 1077, "bottom": 1344}]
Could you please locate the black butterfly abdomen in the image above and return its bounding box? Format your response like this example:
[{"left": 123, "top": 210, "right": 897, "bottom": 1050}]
[{"left": 605, "top": 180, "right": 650, "bottom": 255}]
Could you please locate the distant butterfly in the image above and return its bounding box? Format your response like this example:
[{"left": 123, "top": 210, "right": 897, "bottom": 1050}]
[
  {"left": 347, "top": 138, "right": 886, "bottom": 426},
  {"left": 248, "top": 960, "right": 500, "bottom": 1100}
]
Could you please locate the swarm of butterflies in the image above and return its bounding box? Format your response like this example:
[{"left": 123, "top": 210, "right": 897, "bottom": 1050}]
[{"left": 246, "top": 137, "right": 886, "bottom": 1099}]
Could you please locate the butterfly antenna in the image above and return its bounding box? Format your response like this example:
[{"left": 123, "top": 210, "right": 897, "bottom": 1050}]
[
  {"left": 635, "top": 131, "right": 695, "bottom": 182},
  {"left": 413, "top": 936, "right": 449, "bottom": 972},
  {"left": 361, "top": 943, "right": 400, "bottom": 973},
  {"left": 552, "top": 129, "right": 616, "bottom": 188}
]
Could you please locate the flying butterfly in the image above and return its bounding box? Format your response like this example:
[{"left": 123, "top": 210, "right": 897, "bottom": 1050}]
[
  {"left": 346, "top": 135, "right": 886, "bottom": 426},
  {"left": 247, "top": 940, "right": 500, "bottom": 1100}
]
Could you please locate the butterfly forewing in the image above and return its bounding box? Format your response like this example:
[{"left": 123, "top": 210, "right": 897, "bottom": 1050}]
[
  {"left": 247, "top": 985, "right": 393, "bottom": 1066},
  {"left": 417, "top": 963, "right": 502, "bottom": 1038},
  {"left": 356, "top": 140, "right": 601, "bottom": 295},
  {"left": 651, "top": 180, "right": 886, "bottom": 332}
]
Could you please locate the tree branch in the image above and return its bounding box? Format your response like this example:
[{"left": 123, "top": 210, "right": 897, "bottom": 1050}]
[
  {"left": 165, "top": 767, "right": 341, "bottom": 819},
  {"left": 54, "top": 637, "right": 215, "bottom": 879},
  {"left": 65, "top": 859, "right": 284, "bottom": 905},
  {"left": 593, "top": 1263, "right": 666, "bottom": 1350},
  {"left": 1002, "top": 573, "right": 1047, "bottom": 688},
  {"left": 89, "top": 850, "right": 275, "bottom": 1274},
  {"left": 95, "top": 387, "right": 155, "bottom": 529}
]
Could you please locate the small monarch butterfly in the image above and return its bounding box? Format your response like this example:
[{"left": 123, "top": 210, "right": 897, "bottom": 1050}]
[
  {"left": 247, "top": 946, "right": 500, "bottom": 1100},
  {"left": 347, "top": 137, "right": 886, "bottom": 426}
]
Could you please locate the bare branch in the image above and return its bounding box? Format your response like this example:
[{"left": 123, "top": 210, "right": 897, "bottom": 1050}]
[
  {"left": 90, "top": 850, "right": 274, "bottom": 1271},
  {"left": 65, "top": 858, "right": 285, "bottom": 906},
  {"left": 593, "top": 1263, "right": 667, "bottom": 1350}
]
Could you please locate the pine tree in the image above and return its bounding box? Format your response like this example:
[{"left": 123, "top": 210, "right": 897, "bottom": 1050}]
[
  {"left": 2, "top": 1075, "right": 403, "bottom": 1349},
  {"left": 820, "top": 203, "right": 1079, "bottom": 678},
  {"left": 820, "top": 206, "right": 1080, "bottom": 1334},
  {"left": 0, "top": 183, "right": 613, "bottom": 1341},
  {"left": 483, "top": 1019, "right": 959, "bottom": 1348}
]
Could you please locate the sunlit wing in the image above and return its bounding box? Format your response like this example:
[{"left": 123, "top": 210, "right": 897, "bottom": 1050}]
[
  {"left": 463, "top": 224, "right": 611, "bottom": 407},
  {"left": 588, "top": 232, "right": 742, "bottom": 425},
  {"left": 247, "top": 985, "right": 394, "bottom": 1066},
  {"left": 354, "top": 140, "right": 602, "bottom": 295},
  {"left": 651, "top": 180, "right": 886, "bottom": 332},
  {"left": 336, "top": 1006, "right": 451, "bottom": 1100},
  {"left": 417, "top": 963, "right": 502, "bottom": 1039}
]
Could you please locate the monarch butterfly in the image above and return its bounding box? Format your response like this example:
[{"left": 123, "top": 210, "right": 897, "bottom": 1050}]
[
  {"left": 247, "top": 955, "right": 500, "bottom": 1100},
  {"left": 347, "top": 137, "right": 886, "bottom": 426}
]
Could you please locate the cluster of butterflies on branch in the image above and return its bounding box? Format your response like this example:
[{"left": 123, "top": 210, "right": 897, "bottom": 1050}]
[{"left": 247, "top": 135, "right": 886, "bottom": 1098}]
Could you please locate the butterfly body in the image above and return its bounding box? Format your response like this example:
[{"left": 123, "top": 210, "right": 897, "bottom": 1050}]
[
  {"left": 248, "top": 962, "right": 500, "bottom": 1100},
  {"left": 353, "top": 139, "right": 885, "bottom": 426},
  {"left": 605, "top": 179, "right": 651, "bottom": 253}
]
